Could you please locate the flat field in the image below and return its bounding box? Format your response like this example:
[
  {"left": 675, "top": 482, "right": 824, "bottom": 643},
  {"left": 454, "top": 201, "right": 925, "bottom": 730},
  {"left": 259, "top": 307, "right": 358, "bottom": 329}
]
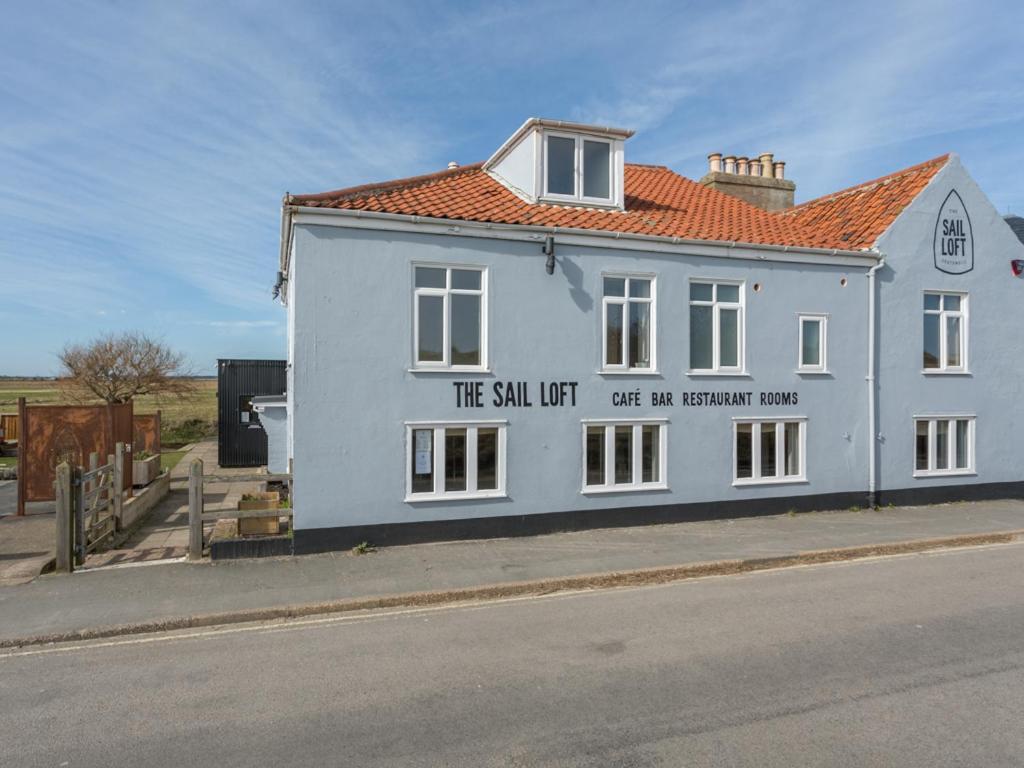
[{"left": 0, "top": 379, "right": 217, "bottom": 447}]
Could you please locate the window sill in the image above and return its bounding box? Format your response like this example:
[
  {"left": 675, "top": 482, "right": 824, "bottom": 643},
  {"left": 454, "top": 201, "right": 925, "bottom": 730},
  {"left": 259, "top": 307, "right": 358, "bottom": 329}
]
[
  {"left": 796, "top": 369, "right": 831, "bottom": 376},
  {"left": 732, "top": 477, "right": 808, "bottom": 488},
  {"left": 581, "top": 484, "right": 669, "bottom": 495},
  {"left": 920, "top": 370, "right": 971, "bottom": 376},
  {"left": 405, "top": 491, "right": 508, "bottom": 503},
  {"left": 912, "top": 470, "right": 977, "bottom": 479},
  {"left": 598, "top": 369, "right": 661, "bottom": 376},
  {"left": 409, "top": 367, "right": 492, "bottom": 375},
  {"left": 686, "top": 371, "right": 750, "bottom": 378}
]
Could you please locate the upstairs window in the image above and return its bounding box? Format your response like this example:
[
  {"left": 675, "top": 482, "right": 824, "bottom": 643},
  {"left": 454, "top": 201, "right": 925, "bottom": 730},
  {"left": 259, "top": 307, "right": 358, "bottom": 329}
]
[
  {"left": 689, "top": 281, "right": 744, "bottom": 373},
  {"left": 923, "top": 292, "right": 967, "bottom": 372},
  {"left": 602, "top": 275, "right": 654, "bottom": 371},
  {"left": 543, "top": 133, "right": 613, "bottom": 203},
  {"left": 414, "top": 265, "right": 487, "bottom": 370},
  {"left": 797, "top": 314, "right": 828, "bottom": 373}
]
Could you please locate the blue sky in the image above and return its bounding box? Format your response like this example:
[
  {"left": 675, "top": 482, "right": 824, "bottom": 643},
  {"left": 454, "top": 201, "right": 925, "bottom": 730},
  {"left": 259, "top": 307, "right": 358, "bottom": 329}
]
[{"left": 3, "top": 0, "right": 1022, "bottom": 375}]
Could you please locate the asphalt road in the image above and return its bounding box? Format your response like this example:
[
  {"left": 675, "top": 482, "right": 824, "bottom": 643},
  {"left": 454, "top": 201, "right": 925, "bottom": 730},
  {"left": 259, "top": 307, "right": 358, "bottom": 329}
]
[{"left": 2, "top": 543, "right": 1023, "bottom": 767}]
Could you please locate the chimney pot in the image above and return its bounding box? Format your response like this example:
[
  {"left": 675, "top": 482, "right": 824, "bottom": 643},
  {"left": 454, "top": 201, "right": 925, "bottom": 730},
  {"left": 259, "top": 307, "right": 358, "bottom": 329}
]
[
  {"left": 723, "top": 155, "right": 737, "bottom": 174},
  {"left": 749, "top": 160, "right": 762, "bottom": 177},
  {"left": 736, "top": 156, "right": 749, "bottom": 176},
  {"left": 759, "top": 153, "right": 774, "bottom": 172},
  {"left": 773, "top": 161, "right": 785, "bottom": 180},
  {"left": 707, "top": 152, "right": 723, "bottom": 174}
]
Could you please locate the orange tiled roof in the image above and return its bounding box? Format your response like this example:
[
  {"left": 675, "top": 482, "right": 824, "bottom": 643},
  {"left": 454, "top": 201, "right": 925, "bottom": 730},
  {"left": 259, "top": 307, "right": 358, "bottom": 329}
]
[
  {"left": 290, "top": 154, "right": 950, "bottom": 252},
  {"left": 780, "top": 154, "right": 949, "bottom": 250}
]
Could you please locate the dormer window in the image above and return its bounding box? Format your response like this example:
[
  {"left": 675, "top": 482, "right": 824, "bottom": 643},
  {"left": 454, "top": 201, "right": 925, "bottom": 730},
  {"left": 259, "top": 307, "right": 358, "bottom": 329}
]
[
  {"left": 544, "top": 133, "right": 613, "bottom": 203},
  {"left": 483, "top": 118, "right": 632, "bottom": 211}
]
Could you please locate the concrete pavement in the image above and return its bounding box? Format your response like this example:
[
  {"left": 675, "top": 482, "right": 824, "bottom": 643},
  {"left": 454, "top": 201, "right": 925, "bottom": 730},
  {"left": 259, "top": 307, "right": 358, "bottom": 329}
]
[
  {"left": 2, "top": 542, "right": 1022, "bottom": 767},
  {"left": 0, "top": 498, "right": 1022, "bottom": 645}
]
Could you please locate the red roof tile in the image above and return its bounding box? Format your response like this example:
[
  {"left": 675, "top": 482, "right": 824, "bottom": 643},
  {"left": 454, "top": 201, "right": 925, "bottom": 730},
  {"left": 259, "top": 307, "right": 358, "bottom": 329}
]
[{"left": 289, "top": 154, "right": 950, "bottom": 253}]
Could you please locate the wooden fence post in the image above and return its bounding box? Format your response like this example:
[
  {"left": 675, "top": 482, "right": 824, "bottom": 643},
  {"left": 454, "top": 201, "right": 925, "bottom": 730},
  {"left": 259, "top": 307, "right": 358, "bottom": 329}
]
[
  {"left": 188, "top": 458, "right": 204, "bottom": 561},
  {"left": 113, "top": 443, "right": 124, "bottom": 528},
  {"left": 55, "top": 462, "right": 73, "bottom": 573},
  {"left": 16, "top": 396, "right": 26, "bottom": 516}
]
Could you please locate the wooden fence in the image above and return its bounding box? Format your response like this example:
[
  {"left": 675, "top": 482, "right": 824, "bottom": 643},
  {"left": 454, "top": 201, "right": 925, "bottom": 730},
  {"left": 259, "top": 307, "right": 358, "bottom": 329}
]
[
  {"left": 55, "top": 444, "right": 126, "bottom": 572},
  {"left": 0, "top": 414, "right": 17, "bottom": 442},
  {"left": 187, "top": 459, "right": 292, "bottom": 560}
]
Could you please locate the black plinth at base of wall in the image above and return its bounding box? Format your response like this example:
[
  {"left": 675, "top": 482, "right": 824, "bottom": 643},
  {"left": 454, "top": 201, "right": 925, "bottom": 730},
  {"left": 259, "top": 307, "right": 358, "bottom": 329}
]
[
  {"left": 293, "top": 480, "right": 1024, "bottom": 556},
  {"left": 209, "top": 536, "right": 294, "bottom": 560}
]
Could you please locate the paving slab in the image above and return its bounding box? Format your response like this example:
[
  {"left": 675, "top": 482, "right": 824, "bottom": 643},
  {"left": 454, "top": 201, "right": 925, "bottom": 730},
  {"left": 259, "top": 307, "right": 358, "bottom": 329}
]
[{"left": 0, "top": 498, "right": 1022, "bottom": 644}]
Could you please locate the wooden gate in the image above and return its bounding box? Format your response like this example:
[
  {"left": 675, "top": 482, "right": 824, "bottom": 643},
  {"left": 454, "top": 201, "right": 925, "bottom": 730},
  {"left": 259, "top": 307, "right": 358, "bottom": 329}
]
[{"left": 55, "top": 447, "right": 124, "bottom": 572}]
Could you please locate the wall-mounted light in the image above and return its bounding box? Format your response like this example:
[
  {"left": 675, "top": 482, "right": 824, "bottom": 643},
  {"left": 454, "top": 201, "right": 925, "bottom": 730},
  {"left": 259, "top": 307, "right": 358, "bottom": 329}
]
[{"left": 543, "top": 235, "right": 556, "bottom": 275}]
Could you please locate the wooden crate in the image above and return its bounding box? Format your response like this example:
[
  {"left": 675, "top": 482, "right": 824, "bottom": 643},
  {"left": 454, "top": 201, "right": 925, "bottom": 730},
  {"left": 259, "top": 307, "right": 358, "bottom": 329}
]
[{"left": 237, "top": 491, "right": 281, "bottom": 537}]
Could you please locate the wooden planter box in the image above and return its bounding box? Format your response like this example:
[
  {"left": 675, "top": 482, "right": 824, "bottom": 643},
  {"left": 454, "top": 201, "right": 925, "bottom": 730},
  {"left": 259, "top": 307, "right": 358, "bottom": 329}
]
[
  {"left": 238, "top": 491, "right": 281, "bottom": 537},
  {"left": 132, "top": 455, "right": 161, "bottom": 487}
]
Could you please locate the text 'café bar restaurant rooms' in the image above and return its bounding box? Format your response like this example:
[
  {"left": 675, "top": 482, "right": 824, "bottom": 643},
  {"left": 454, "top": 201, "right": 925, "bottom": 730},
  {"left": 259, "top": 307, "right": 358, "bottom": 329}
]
[{"left": 276, "top": 118, "right": 1024, "bottom": 553}]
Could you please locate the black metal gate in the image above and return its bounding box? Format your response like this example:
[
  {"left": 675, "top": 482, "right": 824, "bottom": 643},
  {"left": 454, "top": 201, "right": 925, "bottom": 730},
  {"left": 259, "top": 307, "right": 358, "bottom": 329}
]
[{"left": 217, "top": 359, "right": 287, "bottom": 467}]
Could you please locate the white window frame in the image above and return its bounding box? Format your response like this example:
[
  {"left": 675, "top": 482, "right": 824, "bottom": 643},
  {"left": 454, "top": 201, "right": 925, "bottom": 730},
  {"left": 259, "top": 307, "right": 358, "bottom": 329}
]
[
  {"left": 797, "top": 313, "right": 828, "bottom": 373},
  {"left": 601, "top": 273, "right": 657, "bottom": 373},
  {"left": 732, "top": 417, "right": 807, "bottom": 486},
  {"left": 922, "top": 290, "right": 968, "bottom": 374},
  {"left": 404, "top": 420, "right": 507, "bottom": 501},
  {"left": 912, "top": 415, "right": 975, "bottom": 477},
  {"left": 581, "top": 419, "right": 669, "bottom": 494},
  {"left": 542, "top": 131, "right": 614, "bottom": 205},
  {"left": 688, "top": 280, "right": 745, "bottom": 374},
  {"left": 411, "top": 263, "right": 488, "bottom": 372}
]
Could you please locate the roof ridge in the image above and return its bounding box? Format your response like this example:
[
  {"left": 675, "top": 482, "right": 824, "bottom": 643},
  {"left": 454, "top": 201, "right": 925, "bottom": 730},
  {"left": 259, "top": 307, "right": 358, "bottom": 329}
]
[
  {"left": 784, "top": 154, "right": 950, "bottom": 213},
  {"left": 289, "top": 162, "right": 485, "bottom": 204}
]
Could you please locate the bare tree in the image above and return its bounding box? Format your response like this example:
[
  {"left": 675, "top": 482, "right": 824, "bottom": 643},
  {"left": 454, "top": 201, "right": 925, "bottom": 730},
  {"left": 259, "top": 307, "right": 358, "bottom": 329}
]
[{"left": 57, "top": 332, "right": 195, "bottom": 403}]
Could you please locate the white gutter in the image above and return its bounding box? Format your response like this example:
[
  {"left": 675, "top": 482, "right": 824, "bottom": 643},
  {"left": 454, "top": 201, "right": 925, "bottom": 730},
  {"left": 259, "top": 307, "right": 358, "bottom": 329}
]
[
  {"left": 866, "top": 254, "right": 886, "bottom": 508},
  {"left": 281, "top": 204, "right": 880, "bottom": 271}
]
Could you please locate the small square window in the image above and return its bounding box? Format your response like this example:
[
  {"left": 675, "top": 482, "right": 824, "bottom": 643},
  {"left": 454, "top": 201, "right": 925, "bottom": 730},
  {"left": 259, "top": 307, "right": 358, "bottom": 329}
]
[
  {"left": 543, "top": 133, "right": 615, "bottom": 205},
  {"left": 798, "top": 314, "right": 827, "bottom": 373}
]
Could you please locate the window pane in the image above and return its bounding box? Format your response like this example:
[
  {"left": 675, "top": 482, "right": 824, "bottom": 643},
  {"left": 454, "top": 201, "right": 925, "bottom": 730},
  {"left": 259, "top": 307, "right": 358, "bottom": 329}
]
[
  {"left": 586, "top": 427, "right": 605, "bottom": 486},
  {"left": 784, "top": 422, "right": 801, "bottom": 476},
  {"left": 760, "top": 423, "right": 777, "bottom": 478},
  {"left": 477, "top": 428, "right": 498, "bottom": 490},
  {"left": 450, "top": 294, "right": 480, "bottom": 365},
  {"left": 451, "top": 269, "right": 481, "bottom": 290},
  {"left": 628, "top": 301, "right": 651, "bottom": 369},
  {"left": 955, "top": 420, "right": 969, "bottom": 469},
  {"left": 642, "top": 425, "right": 659, "bottom": 483},
  {"left": 629, "top": 278, "right": 651, "bottom": 299},
  {"left": 603, "top": 277, "right": 626, "bottom": 297},
  {"left": 935, "top": 421, "right": 949, "bottom": 470},
  {"left": 606, "top": 303, "right": 624, "bottom": 366},
  {"left": 736, "top": 423, "right": 753, "bottom": 479},
  {"left": 719, "top": 308, "right": 739, "bottom": 368},
  {"left": 411, "top": 429, "right": 434, "bottom": 493},
  {"left": 924, "top": 293, "right": 940, "bottom": 311},
  {"left": 547, "top": 136, "right": 575, "bottom": 195},
  {"left": 583, "top": 140, "right": 610, "bottom": 199},
  {"left": 717, "top": 284, "right": 740, "bottom": 303},
  {"left": 418, "top": 295, "right": 444, "bottom": 362},
  {"left": 915, "top": 421, "right": 929, "bottom": 471},
  {"left": 946, "top": 316, "right": 961, "bottom": 368},
  {"left": 415, "top": 267, "right": 446, "bottom": 289},
  {"left": 943, "top": 294, "right": 961, "bottom": 311},
  {"left": 923, "top": 314, "right": 940, "bottom": 369},
  {"left": 690, "top": 305, "right": 713, "bottom": 369},
  {"left": 614, "top": 426, "right": 632, "bottom": 484},
  {"left": 801, "top": 319, "right": 821, "bottom": 367},
  {"left": 690, "top": 283, "right": 713, "bottom": 302},
  {"left": 445, "top": 428, "right": 467, "bottom": 492}
]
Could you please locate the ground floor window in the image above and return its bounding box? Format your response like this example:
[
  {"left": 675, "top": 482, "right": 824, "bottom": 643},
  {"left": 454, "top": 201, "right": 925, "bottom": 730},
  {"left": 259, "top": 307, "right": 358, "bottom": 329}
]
[
  {"left": 406, "top": 422, "right": 506, "bottom": 500},
  {"left": 914, "top": 416, "right": 974, "bottom": 476},
  {"left": 582, "top": 420, "right": 667, "bottom": 492},
  {"left": 734, "top": 418, "right": 806, "bottom": 484}
]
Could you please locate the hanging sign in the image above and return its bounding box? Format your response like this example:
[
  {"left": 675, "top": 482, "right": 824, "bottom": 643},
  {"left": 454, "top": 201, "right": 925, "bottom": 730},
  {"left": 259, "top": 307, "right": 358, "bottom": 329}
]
[{"left": 933, "top": 189, "right": 974, "bottom": 274}]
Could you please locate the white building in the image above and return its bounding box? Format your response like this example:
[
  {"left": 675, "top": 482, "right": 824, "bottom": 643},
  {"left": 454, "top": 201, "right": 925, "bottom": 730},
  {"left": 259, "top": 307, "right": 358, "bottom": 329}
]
[{"left": 275, "top": 118, "right": 1024, "bottom": 553}]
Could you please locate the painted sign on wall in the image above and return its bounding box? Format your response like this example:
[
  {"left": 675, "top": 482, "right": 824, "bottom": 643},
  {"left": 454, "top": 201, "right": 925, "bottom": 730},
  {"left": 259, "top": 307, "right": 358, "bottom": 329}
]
[{"left": 933, "top": 189, "right": 974, "bottom": 274}]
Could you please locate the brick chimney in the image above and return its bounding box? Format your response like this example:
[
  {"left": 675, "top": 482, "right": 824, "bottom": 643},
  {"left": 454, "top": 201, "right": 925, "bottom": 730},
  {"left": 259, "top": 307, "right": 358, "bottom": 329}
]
[{"left": 700, "top": 152, "right": 795, "bottom": 211}]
